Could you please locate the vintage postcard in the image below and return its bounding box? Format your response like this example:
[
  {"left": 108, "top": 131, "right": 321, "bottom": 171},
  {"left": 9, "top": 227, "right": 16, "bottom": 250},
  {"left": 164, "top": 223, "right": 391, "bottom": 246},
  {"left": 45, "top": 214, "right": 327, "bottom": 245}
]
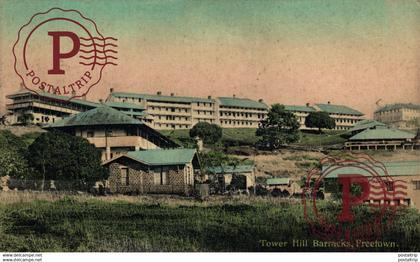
[{"left": 0, "top": 0, "right": 419, "bottom": 259}]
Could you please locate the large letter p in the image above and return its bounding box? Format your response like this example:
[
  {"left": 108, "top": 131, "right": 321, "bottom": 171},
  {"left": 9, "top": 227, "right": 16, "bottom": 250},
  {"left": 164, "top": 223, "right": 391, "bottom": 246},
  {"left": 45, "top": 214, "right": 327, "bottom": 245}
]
[
  {"left": 48, "top": 31, "right": 80, "bottom": 75},
  {"left": 338, "top": 174, "right": 370, "bottom": 222}
]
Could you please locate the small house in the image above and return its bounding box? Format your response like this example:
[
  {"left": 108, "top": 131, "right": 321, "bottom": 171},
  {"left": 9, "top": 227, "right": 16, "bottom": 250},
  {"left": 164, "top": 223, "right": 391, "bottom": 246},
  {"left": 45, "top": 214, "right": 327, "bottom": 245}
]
[
  {"left": 103, "top": 148, "right": 200, "bottom": 195},
  {"left": 206, "top": 165, "right": 255, "bottom": 190}
]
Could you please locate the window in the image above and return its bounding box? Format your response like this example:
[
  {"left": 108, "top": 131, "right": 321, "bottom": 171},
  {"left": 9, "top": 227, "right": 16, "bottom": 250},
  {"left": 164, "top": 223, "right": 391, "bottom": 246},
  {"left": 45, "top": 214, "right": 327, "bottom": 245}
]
[
  {"left": 153, "top": 167, "right": 168, "bottom": 185},
  {"left": 120, "top": 168, "right": 129, "bottom": 186},
  {"left": 415, "top": 181, "right": 420, "bottom": 190},
  {"left": 87, "top": 130, "right": 94, "bottom": 137}
]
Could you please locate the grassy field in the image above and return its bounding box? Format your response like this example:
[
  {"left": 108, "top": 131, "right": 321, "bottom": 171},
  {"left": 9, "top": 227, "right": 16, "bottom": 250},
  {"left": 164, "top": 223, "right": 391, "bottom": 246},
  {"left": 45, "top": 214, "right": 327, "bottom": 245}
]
[{"left": 0, "top": 195, "right": 418, "bottom": 252}]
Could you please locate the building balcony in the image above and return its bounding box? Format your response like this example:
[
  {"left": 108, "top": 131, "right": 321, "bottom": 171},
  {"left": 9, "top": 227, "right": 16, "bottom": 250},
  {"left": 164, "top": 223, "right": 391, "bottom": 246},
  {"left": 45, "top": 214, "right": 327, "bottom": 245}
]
[{"left": 86, "top": 135, "right": 158, "bottom": 150}]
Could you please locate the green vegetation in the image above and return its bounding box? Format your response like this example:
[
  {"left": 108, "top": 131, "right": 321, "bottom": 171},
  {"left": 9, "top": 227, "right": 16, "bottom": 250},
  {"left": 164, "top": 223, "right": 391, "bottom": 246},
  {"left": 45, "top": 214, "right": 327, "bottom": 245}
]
[
  {"left": 0, "top": 198, "right": 418, "bottom": 252},
  {"left": 199, "top": 151, "right": 254, "bottom": 170},
  {"left": 20, "top": 132, "right": 43, "bottom": 146},
  {"left": 221, "top": 128, "right": 259, "bottom": 146},
  {"left": 159, "top": 129, "right": 196, "bottom": 148},
  {"left": 256, "top": 104, "right": 300, "bottom": 149},
  {"left": 305, "top": 111, "right": 336, "bottom": 133},
  {"left": 189, "top": 122, "right": 222, "bottom": 145},
  {"left": 27, "top": 131, "right": 107, "bottom": 186},
  {"left": 295, "top": 131, "right": 347, "bottom": 147},
  {"left": 160, "top": 128, "right": 259, "bottom": 148},
  {"left": 161, "top": 128, "right": 347, "bottom": 148},
  {"left": 0, "top": 130, "right": 28, "bottom": 178}
]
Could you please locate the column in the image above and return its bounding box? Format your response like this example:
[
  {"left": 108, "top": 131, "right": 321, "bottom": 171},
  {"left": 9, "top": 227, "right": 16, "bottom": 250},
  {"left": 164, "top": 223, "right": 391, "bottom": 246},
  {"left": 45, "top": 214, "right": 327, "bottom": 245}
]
[{"left": 106, "top": 147, "right": 111, "bottom": 160}]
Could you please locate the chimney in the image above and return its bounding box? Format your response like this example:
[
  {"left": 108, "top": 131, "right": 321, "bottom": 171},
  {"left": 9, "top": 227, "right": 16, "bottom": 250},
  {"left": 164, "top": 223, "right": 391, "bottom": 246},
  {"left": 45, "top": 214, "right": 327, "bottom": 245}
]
[
  {"left": 208, "top": 95, "right": 212, "bottom": 99},
  {"left": 258, "top": 99, "right": 263, "bottom": 103},
  {"left": 157, "top": 91, "right": 162, "bottom": 96},
  {"left": 110, "top": 88, "right": 114, "bottom": 93},
  {"left": 233, "top": 94, "right": 236, "bottom": 98},
  {"left": 170, "top": 93, "right": 174, "bottom": 96},
  {"left": 306, "top": 103, "right": 310, "bottom": 107},
  {"left": 327, "top": 101, "right": 331, "bottom": 105}
]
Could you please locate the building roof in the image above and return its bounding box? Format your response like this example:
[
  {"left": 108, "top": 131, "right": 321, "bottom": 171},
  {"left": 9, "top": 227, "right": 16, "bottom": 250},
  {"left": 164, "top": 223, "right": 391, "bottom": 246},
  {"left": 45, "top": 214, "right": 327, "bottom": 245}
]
[
  {"left": 284, "top": 105, "right": 316, "bottom": 113},
  {"left": 349, "top": 127, "right": 415, "bottom": 141},
  {"left": 110, "top": 92, "right": 214, "bottom": 103},
  {"left": 315, "top": 103, "right": 364, "bottom": 116},
  {"left": 7, "top": 91, "right": 100, "bottom": 108},
  {"left": 124, "top": 148, "right": 197, "bottom": 166},
  {"left": 217, "top": 97, "right": 268, "bottom": 109},
  {"left": 347, "top": 119, "right": 387, "bottom": 133},
  {"left": 375, "top": 103, "right": 420, "bottom": 114},
  {"left": 266, "top": 177, "right": 290, "bottom": 186},
  {"left": 46, "top": 105, "right": 143, "bottom": 128},
  {"left": 104, "top": 101, "right": 145, "bottom": 110},
  {"left": 323, "top": 160, "right": 420, "bottom": 178},
  {"left": 206, "top": 165, "right": 254, "bottom": 174}
]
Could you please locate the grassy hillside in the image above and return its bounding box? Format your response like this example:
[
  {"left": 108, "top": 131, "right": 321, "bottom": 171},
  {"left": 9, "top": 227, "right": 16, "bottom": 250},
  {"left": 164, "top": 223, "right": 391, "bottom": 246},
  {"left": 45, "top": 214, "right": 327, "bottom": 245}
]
[
  {"left": 159, "top": 128, "right": 259, "bottom": 148},
  {"left": 294, "top": 131, "right": 347, "bottom": 147},
  {"left": 160, "top": 128, "right": 346, "bottom": 148},
  {"left": 0, "top": 197, "right": 418, "bottom": 252}
]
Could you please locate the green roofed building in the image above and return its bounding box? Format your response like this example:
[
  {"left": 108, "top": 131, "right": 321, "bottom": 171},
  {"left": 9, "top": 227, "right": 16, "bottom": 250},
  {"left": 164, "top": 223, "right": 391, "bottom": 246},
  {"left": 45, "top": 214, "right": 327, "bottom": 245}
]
[
  {"left": 107, "top": 89, "right": 268, "bottom": 129},
  {"left": 346, "top": 119, "right": 387, "bottom": 136},
  {"left": 374, "top": 103, "right": 420, "bottom": 130},
  {"left": 103, "top": 148, "right": 200, "bottom": 195},
  {"left": 284, "top": 101, "right": 365, "bottom": 130},
  {"left": 205, "top": 164, "right": 255, "bottom": 190},
  {"left": 6, "top": 90, "right": 100, "bottom": 125},
  {"left": 345, "top": 126, "right": 419, "bottom": 150},
  {"left": 5, "top": 91, "right": 151, "bottom": 126},
  {"left": 322, "top": 161, "right": 420, "bottom": 210},
  {"left": 266, "top": 177, "right": 290, "bottom": 186},
  {"left": 45, "top": 105, "right": 178, "bottom": 161}
]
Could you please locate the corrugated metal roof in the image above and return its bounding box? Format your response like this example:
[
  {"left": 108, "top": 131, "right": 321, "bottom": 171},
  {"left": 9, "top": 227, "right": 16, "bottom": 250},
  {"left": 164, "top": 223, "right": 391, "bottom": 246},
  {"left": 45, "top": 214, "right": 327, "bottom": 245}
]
[
  {"left": 217, "top": 97, "right": 268, "bottom": 109},
  {"left": 127, "top": 149, "right": 197, "bottom": 166},
  {"left": 206, "top": 165, "right": 254, "bottom": 174},
  {"left": 111, "top": 92, "right": 214, "bottom": 103},
  {"left": 349, "top": 127, "right": 415, "bottom": 140},
  {"left": 266, "top": 177, "right": 290, "bottom": 185},
  {"left": 284, "top": 105, "right": 316, "bottom": 113},
  {"left": 315, "top": 103, "right": 364, "bottom": 116},
  {"left": 347, "top": 119, "right": 387, "bottom": 133},
  {"left": 375, "top": 103, "right": 420, "bottom": 114},
  {"left": 323, "top": 161, "right": 420, "bottom": 178},
  {"left": 46, "top": 105, "right": 143, "bottom": 128}
]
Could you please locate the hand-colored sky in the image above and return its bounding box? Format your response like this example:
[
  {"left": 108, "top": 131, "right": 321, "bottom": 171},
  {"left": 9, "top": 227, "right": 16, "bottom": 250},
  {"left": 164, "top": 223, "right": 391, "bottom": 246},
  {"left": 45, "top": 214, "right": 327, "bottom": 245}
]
[{"left": 1, "top": 0, "right": 419, "bottom": 117}]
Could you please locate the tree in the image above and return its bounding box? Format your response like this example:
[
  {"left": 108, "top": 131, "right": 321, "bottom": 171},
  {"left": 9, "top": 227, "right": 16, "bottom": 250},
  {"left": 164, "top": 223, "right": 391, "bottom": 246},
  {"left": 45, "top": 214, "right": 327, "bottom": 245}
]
[
  {"left": 27, "top": 131, "right": 107, "bottom": 190},
  {"left": 305, "top": 111, "right": 336, "bottom": 133},
  {"left": 256, "top": 104, "right": 300, "bottom": 149},
  {"left": 189, "top": 122, "right": 222, "bottom": 145},
  {"left": 0, "top": 130, "right": 28, "bottom": 178}
]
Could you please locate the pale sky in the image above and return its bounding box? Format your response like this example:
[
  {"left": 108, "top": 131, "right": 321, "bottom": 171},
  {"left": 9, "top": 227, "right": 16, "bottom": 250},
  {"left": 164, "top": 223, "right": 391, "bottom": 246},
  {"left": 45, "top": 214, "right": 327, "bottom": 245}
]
[{"left": 1, "top": 0, "right": 419, "bottom": 117}]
